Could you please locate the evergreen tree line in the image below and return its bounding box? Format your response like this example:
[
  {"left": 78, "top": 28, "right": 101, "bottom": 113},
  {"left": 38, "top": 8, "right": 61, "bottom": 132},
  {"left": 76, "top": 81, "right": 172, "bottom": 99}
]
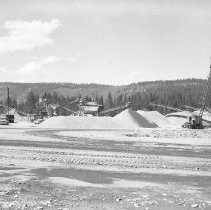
[{"left": 1, "top": 82, "right": 210, "bottom": 116}]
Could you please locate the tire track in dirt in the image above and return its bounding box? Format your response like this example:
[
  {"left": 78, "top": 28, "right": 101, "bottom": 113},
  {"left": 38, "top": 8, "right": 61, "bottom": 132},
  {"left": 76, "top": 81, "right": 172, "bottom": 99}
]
[{"left": 0, "top": 146, "right": 210, "bottom": 175}]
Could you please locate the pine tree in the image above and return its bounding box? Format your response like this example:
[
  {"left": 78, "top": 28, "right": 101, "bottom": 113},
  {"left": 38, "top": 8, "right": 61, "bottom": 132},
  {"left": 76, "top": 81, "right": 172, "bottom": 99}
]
[
  {"left": 105, "top": 92, "right": 113, "bottom": 109},
  {"left": 26, "top": 91, "right": 36, "bottom": 113},
  {"left": 99, "top": 96, "right": 104, "bottom": 105},
  {"left": 116, "top": 94, "right": 123, "bottom": 107}
]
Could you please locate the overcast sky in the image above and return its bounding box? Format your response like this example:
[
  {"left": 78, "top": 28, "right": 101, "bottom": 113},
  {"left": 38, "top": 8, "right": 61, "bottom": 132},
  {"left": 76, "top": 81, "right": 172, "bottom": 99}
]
[{"left": 0, "top": 0, "right": 210, "bottom": 84}]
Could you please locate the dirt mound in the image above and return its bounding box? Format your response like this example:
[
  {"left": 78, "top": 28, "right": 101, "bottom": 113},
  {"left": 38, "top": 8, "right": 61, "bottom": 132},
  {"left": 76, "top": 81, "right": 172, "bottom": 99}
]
[
  {"left": 165, "top": 111, "right": 191, "bottom": 127},
  {"left": 166, "top": 117, "right": 187, "bottom": 127},
  {"left": 14, "top": 113, "right": 29, "bottom": 122},
  {"left": 40, "top": 116, "right": 123, "bottom": 129},
  {"left": 166, "top": 111, "right": 211, "bottom": 127},
  {"left": 137, "top": 110, "right": 170, "bottom": 127},
  {"left": 40, "top": 109, "right": 158, "bottom": 129},
  {"left": 0, "top": 107, "right": 29, "bottom": 122},
  {"left": 114, "top": 109, "right": 158, "bottom": 128}
]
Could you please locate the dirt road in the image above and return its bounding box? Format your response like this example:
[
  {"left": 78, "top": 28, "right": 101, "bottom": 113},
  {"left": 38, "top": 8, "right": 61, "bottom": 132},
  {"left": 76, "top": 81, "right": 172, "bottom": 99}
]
[{"left": 0, "top": 128, "right": 210, "bottom": 209}]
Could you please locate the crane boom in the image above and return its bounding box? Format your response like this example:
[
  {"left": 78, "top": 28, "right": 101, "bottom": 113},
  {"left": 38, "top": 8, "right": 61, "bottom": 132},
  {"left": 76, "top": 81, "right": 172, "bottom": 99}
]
[
  {"left": 150, "top": 103, "right": 183, "bottom": 112},
  {"left": 199, "top": 62, "right": 211, "bottom": 118}
]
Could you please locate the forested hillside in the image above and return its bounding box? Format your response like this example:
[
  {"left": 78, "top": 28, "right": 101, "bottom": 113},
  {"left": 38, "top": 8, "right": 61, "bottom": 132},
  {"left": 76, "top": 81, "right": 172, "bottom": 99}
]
[{"left": 0, "top": 79, "right": 210, "bottom": 115}]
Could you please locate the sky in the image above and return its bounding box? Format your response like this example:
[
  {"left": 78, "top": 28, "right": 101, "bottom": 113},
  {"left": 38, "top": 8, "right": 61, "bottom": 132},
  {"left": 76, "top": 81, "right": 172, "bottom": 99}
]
[{"left": 0, "top": 0, "right": 211, "bottom": 85}]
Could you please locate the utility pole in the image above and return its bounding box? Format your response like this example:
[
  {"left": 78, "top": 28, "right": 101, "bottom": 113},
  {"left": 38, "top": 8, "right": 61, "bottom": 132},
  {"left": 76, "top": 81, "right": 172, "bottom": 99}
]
[{"left": 7, "top": 87, "right": 9, "bottom": 117}]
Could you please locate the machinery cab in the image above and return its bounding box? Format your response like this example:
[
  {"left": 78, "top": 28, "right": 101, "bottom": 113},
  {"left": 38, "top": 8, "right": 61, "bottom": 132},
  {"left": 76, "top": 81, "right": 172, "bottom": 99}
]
[{"left": 183, "top": 114, "right": 203, "bottom": 129}]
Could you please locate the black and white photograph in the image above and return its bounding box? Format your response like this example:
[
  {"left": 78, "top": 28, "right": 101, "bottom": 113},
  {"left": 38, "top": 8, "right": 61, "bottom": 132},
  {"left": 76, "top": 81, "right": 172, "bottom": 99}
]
[{"left": 0, "top": 0, "right": 211, "bottom": 209}]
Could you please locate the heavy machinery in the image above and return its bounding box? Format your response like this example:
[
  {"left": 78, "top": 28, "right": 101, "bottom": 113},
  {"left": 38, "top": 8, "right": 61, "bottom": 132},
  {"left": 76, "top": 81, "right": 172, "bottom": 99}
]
[
  {"left": 150, "top": 61, "right": 211, "bottom": 129},
  {"left": 99, "top": 102, "right": 131, "bottom": 117},
  {"left": 183, "top": 114, "right": 203, "bottom": 129},
  {"left": 184, "top": 61, "right": 211, "bottom": 129}
]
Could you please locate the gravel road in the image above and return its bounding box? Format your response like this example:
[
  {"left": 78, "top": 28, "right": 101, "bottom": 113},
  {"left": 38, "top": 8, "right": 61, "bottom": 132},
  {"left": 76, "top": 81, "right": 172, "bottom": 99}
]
[{"left": 0, "top": 128, "right": 210, "bottom": 209}]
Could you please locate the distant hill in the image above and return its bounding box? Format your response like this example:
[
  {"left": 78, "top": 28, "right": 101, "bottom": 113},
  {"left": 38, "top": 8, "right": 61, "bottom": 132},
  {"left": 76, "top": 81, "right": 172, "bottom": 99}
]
[
  {"left": 0, "top": 79, "right": 211, "bottom": 112},
  {"left": 0, "top": 82, "right": 117, "bottom": 102},
  {"left": 0, "top": 79, "right": 208, "bottom": 104}
]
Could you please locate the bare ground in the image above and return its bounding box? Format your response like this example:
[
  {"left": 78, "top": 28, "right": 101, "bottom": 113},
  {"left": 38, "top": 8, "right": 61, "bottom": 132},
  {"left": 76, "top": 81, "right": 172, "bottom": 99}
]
[{"left": 0, "top": 128, "right": 210, "bottom": 210}]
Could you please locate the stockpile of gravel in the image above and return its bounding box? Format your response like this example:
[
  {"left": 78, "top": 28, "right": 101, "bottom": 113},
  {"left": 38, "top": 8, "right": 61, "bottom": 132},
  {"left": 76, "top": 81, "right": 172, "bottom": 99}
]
[
  {"left": 114, "top": 109, "right": 158, "bottom": 128},
  {"left": 137, "top": 110, "right": 170, "bottom": 127},
  {"left": 40, "top": 109, "right": 158, "bottom": 129}
]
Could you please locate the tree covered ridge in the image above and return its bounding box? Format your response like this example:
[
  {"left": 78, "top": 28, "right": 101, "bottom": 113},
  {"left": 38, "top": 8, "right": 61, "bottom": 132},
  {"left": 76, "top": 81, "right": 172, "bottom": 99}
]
[{"left": 0, "top": 78, "right": 210, "bottom": 115}]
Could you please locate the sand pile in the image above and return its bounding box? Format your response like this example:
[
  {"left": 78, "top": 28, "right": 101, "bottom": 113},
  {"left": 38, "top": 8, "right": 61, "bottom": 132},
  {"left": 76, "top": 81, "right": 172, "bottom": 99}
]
[
  {"left": 114, "top": 109, "right": 158, "bottom": 128},
  {"left": 137, "top": 110, "right": 170, "bottom": 127},
  {"left": 0, "top": 107, "right": 29, "bottom": 122},
  {"left": 166, "top": 117, "right": 187, "bottom": 127},
  {"left": 40, "top": 116, "right": 122, "bottom": 129},
  {"left": 165, "top": 111, "right": 211, "bottom": 127},
  {"left": 165, "top": 111, "right": 191, "bottom": 127},
  {"left": 41, "top": 109, "right": 158, "bottom": 129},
  {"left": 14, "top": 113, "right": 29, "bottom": 122}
]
